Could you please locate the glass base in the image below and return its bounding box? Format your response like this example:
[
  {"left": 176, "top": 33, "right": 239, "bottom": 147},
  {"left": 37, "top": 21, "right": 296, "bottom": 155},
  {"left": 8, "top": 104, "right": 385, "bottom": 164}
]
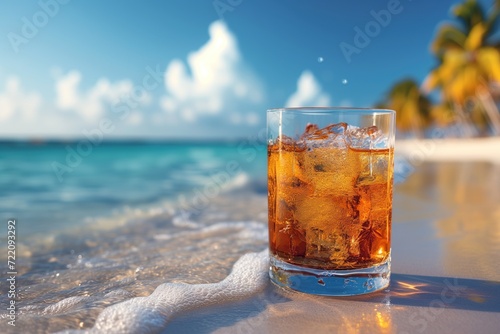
[{"left": 269, "top": 254, "right": 390, "bottom": 296}]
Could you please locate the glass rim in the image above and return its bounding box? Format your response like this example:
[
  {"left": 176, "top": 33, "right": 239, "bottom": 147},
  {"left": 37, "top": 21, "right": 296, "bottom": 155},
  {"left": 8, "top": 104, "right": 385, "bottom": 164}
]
[{"left": 267, "top": 106, "right": 395, "bottom": 116}]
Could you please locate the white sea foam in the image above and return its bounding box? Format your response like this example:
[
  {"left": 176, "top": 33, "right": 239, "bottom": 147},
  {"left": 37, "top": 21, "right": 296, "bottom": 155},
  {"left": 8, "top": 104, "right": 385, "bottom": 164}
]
[
  {"left": 222, "top": 172, "right": 251, "bottom": 192},
  {"left": 171, "top": 212, "right": 200, "bottom": 229},
  {"left": 58, "top": 250, "right": 269, "bottom": 334}
]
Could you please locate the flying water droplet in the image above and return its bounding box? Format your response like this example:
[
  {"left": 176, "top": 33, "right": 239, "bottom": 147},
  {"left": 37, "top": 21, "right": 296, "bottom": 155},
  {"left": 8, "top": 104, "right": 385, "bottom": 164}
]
[
  {"left": 317, "top": 57, "right": 324, "bottom": 63},
  {"left": 342, "top": 79, "right": 348, "bottom": 85}
]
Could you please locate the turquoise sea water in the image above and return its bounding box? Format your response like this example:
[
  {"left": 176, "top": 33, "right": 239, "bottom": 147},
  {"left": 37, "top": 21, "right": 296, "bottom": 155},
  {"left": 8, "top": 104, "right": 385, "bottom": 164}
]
[{"left": 0, "top": 141, "right": 267, "bottom": 237}]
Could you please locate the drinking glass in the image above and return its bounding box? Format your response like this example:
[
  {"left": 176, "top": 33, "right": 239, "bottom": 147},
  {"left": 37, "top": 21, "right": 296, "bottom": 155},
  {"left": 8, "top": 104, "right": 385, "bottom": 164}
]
[{"left": 267, "top": 107, "right": 395, "bottom": 296}]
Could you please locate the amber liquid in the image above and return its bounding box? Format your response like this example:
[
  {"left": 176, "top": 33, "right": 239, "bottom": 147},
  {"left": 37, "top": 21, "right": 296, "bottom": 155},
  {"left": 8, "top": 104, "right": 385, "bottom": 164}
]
[{"left": 268, "top": 133, "right": 393, "bottom": 270}]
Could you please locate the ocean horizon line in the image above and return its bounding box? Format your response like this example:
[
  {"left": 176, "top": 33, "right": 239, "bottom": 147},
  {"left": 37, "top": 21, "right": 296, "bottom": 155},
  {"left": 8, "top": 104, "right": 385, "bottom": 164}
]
[{"left": 0, "top": 137, "right": 266, "bottom": 146}]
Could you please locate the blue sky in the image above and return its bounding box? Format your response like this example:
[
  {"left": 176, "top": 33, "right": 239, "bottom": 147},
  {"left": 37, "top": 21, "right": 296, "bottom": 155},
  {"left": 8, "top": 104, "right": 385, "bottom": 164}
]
[{"left": 0, "top": 0, "right": 495, "bottom": 139}]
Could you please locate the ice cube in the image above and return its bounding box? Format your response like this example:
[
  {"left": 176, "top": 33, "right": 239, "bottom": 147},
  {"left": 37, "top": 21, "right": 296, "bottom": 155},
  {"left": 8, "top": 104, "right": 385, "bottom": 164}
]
[
  {"left": 346, "top": 125, "right": 374, "bottom": 149},
  {"left": 305, "top": 227, "right": 347, "bottom": 262},
  {"left": 303, "top": 123, "right": 347, "bottom": 139},
  {"left": 355, "top": 150, "right": 392, "bottom": 186},
  {"left": 346, "top": 125, "right": 390, "bottom": 149},
  {"left": 300, "top": 123, "right": 348, "bottom": 149},
  {"left": 274, "top": 134, "right": 295, "bottom": 146},
  {"left": 295, "top": 195, "right": 348, "bottom": 230},
  {"left": 357, "top": 220, "right": 387, "bottom": 261},
  {"left": 274, "top": 219, "right": 306, "bottom": 257},
  {"left": 302, "top": 146, "right": 359, "bottom": 195},
  {"left": 300, "top": 123, "right": 320, "bottom": 139},
  {"left": 305, "top": 227, "right": 330, "bottom": 260}
]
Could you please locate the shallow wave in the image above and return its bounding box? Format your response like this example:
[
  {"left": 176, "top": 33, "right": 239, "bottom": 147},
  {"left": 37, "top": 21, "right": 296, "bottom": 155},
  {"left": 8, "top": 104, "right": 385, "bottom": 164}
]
[{"left": 58, "top": 250, "right": 268, "bottom": 334}]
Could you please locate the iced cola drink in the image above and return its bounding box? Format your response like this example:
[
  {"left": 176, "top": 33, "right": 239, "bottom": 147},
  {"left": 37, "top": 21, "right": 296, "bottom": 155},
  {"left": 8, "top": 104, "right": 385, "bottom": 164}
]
[{"left": 267, "top": 108, "right": 395, "bottom": 296}]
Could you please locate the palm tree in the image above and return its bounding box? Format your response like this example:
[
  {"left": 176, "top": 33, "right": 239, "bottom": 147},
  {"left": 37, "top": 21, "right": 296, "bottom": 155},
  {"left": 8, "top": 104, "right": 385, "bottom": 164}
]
[
  {"left": 381, "top": 79, "right": 432, "bottom": 138},
  {"left": 424, "top": 0, "right": 500, "bottom": 136},
  {"left": 431, "top": 101, "right": 455, "bottom": 127}
]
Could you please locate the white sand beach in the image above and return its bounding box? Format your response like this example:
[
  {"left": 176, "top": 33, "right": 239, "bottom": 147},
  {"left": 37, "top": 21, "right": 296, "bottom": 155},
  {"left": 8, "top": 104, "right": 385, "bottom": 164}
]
[{"left": 396, "top": 137, "right": 500, "bottom": 164}]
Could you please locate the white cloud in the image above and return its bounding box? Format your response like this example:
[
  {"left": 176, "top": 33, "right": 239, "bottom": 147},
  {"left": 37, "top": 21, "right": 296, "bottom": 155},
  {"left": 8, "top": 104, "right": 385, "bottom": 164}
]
[
  {"left": 55, "top": 70, "right": 151, "bottom": 122},
  {"left": 246, "top": 112, "right": 259, "bottom": 125},
  {"left": 0, "top": 21, "right": 265, "bottom": 139},
  {"left": 126, "top": 112, "right": 143, "bottom": 125},
  {"left": 0, "top": 77, "right": 42, "bottom": 122},
  {"left": 0, "top": 72, "right": 154, "bottom": 138},
  {"left": 285, "top": 71, "right": 331, "bottom": 107},
  {"left": 228, "top": 112, "right": 260, "bottom": 125},
  {"left": 160, "top": 20, "right": 263, "bottom": 125}
]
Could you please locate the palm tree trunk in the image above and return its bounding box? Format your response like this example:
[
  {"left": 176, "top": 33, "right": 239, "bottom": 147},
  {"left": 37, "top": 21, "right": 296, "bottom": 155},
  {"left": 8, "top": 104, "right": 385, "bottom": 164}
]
[
  {"left": 477, "top": 91, "right": 500, "bottom": 136},
  {"left": 453, "top": 102, "right": 475, "bottom": 137}
]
